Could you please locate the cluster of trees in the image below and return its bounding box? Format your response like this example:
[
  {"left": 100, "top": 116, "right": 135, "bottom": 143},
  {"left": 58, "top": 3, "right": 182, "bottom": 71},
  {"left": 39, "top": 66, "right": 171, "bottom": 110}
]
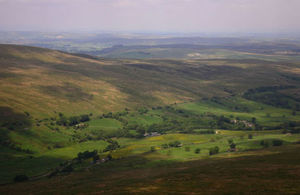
[
  {"left": 123, "top": 121, "right": 186, "bottom": 138},
  {"left": 243, "top": 85, "right": 300, "bottom": 110},
  {"left": 103, "top": 139, "right": 120, "bottom": 152},
  {"left": 260, "top": 140, "right": 269, "bottom": 148},
  {"left": 122, "top": 124, "right": 146, "bottom": 138},
  {"left": 77, "top": 150, "right": 98, "bottom": 160},
  {"left": 272, "top": 139, "right": 283, "bottom": 146},
  {"left": 260, "top": 139, "right": 283, "bottom": 147},
  {"left": 100, "top": 110, "right": 129, "bottom": 120},
  {"left": 161, "top": 141, "right": 181, "bottom": 149},
  {"left": 49, "top": 150, "right": 99, "bottom": 178},
  {"left": 281, "top": 121, "right": 300, "bottom": 133},
  {"left": 92, "top": 105, "right": 271, "bottom": 142},
  {"left": 122, "top": 114, "right": 257, "bottom": 139},
  {"left": 56, "top": 113, "right": 90, "bottom": 127},
  {"left": 112, "top": 107, "right": 265, "bottom": 140},
  {"left": 215, "top": 115, "right": 232, "bottom": 129},
  {"left": 196, "top": 130, "right": 215, "bottom": 134},
  {"left": 289, "top": 129, "right": 300, "bottom": 134},
  {"left": 199, "top": 113, "right": 259, "bottom": 131},
  {"left": 168, "top": 141, "right": 182, "bottom": 147}
]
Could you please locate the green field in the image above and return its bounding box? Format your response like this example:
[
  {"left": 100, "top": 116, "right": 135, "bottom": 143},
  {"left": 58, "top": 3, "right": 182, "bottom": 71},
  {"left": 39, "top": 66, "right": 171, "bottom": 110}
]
[{"left": 177, "top": 97, "right": 299, "bottom": 127}]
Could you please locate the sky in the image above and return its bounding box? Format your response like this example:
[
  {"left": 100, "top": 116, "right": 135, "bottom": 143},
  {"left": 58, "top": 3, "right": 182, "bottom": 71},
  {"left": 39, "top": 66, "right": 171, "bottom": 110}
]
[{"left": 0, "top": 0, "right": 300, "bottom": 33}]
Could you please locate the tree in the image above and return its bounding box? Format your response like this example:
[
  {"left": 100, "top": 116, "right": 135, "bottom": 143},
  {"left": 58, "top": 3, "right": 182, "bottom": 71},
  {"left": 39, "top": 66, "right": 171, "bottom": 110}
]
[
  {"left": 68, "top": 116, "right": 80, "bottom": 126},
  {"left": 80, "top": 114, "right": 90, "bottom": 122},
  {"left": 56, "top": 115, "right": 68, "bottom": 126},
  {"left": 103, "top": 140, "right": 120, "bottom": 152},
  {"left": 229, "top": 142, "right": 236, "bottom": 150},
  {"left": 228, "top": 139, "right": 236, "bottom": 150},
  {"left": 194, "top": 148, "right": 201, "bottom": 154},
  {"left": 107, "top": 154, "right": 113, "bottom": 161},
  {"left": 162, "top": 144, "right": 169, "bottom": 149},
  {"left": 169, "top": 141, "right": 181, "bottom": 148},
  {"left": 77, "top": 150, "right": 98, "bottom": 160},
  {"left": 209, "top": 146, "right": 219, "bottom": 155},
  {"left": 260, "top": 140, "right": 269, "bottom": 148}
]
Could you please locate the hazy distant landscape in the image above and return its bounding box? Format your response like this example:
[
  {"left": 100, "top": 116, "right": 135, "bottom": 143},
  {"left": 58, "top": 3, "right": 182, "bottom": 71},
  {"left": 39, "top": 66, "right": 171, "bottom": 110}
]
[
  {"left": 2, "top": 32, "right": 300, "bottom": 59},
  {"left": 1, "top": 0, "right": 300, "bottom": 194}
]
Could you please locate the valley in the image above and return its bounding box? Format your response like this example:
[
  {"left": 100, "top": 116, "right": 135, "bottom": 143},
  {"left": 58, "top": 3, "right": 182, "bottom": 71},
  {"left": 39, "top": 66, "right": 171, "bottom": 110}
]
[{"left": 0, "top": 43, "right": 300, "bottom": 194}]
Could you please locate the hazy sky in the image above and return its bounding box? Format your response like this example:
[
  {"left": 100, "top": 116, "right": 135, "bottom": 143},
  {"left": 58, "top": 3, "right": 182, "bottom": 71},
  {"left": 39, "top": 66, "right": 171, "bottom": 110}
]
[{"left": 0, "top": 0, "right": 300, "bottom": 33}]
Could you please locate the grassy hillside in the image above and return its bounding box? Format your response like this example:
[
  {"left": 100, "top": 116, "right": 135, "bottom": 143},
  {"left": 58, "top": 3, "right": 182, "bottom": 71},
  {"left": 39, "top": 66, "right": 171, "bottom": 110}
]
[
  {"left": 1, "top": 44, "right": 300, "bottom": 117},
  {"left": 0, "top": 44, "right": 300, "bottom": 193}
]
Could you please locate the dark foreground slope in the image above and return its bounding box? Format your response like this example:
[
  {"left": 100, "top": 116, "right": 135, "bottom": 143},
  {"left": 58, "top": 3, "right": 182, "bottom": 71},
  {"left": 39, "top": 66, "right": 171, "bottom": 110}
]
[{"left": 1, "top": 144, "right": 300, "bottom": 194}]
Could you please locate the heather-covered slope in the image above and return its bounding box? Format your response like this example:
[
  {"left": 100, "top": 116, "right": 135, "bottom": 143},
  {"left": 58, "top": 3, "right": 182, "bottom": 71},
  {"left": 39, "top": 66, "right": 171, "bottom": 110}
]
[{"left": 1, "top": 44, "right": 299, "bottom": 117}]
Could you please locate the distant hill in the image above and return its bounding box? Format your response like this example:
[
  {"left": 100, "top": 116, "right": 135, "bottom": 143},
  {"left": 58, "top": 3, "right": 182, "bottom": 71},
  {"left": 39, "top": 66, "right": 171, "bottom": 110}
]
[{"left": 0, "top": 44, "right": 299, "bottom": 117}]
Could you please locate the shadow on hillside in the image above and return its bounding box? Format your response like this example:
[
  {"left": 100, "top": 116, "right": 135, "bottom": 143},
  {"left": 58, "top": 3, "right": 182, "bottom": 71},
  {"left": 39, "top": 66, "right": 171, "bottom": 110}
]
[{"left": 0, "top": 154, "right": 65, "bottom": 185}]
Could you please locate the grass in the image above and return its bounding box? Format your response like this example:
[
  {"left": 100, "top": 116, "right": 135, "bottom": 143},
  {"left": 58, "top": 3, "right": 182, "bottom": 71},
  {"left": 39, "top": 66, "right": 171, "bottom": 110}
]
[
  {"left": 2, "top": 129, "right": 297, "bottom": 184},
  {"left": 44, "top": 140, "right": 108, "bottom": 159},
  {"left": 124, "top": 113, "right": 162, "bottom": 126},
  {"left": 109, "top": 131, "right": 300, "bottom": 161},
  {"left": 87, "top": 118, "right": 122, "bottom": 131},
  {"left": 178, "top": 97, "right": 299, "bottom": 127}
]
